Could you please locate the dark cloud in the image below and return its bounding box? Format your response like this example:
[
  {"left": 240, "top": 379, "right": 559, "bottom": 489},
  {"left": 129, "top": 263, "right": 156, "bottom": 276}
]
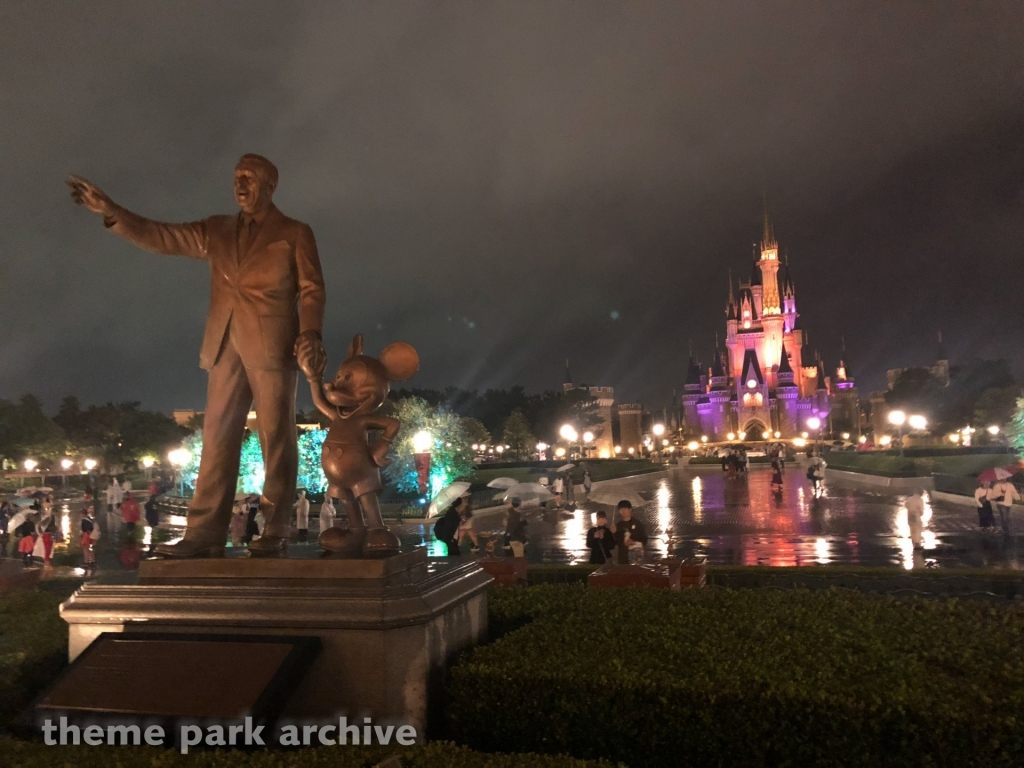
[{"left": 2, "top": 1, "right": 1024, "bottom": 411}]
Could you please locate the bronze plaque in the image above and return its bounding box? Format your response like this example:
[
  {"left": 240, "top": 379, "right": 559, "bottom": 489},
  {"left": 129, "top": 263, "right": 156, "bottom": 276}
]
[{"left": 35, "top": 633, "right": 320, "bottom": 720}]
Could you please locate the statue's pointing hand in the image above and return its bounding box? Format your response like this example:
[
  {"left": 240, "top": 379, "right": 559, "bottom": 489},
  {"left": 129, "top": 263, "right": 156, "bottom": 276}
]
[
  {"left": 66, "top": 175, "right": 115, "bottom": 217},
  {"left": 295, "top": 330, "right": 327, "bottom": 382}
]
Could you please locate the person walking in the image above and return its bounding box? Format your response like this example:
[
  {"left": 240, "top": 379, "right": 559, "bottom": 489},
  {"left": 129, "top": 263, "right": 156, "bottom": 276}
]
[
  {"left": 504, "top": 497, "right": 528, "bottom": 558},
  {"left": 905, "top": 488, "right": 926, "bottom": 549},
  {"left": 434, "top": 501, "right": 462, "bottom": 557},
  {"left": 294, "top": 489, "right": 310, "bottom": 542},
  {"left": 975, "top": 480, "right": 996, "bottom": 530},
  {"left": 614, "top": 500, "right": 647, "bottom": 564},
  {"left": 229, "top": 501, "right": 247, "bottom": 547},
  {"left": 319, "top": 496, "right": 336, "bottom": 534},
  {"left": 105, "top": 478, "right": 123, "bottom": 537},
  {"left": 552, "top": 475, "right": 564, "bottom": 508},
  {"left": 455, "top": 497, "right": 479, "bottom": 553},
  {"left": 121, "top": 493, "right": 141, "bottom": 537},
  {"left": 16, "top": 514, "right": 37, "bottom": 566},
  {"left": 993, "top": 476, "right": 1021, "bottom": 537},
  {"left": 586, "top": 510, "right": 615, "bottom": 564},
  {"left": 32, "top": 512, "right": 56, "bottom": 567},
  {"left": 144, "top": 494, "right": 160, "bottom": 530},
  {"left": 583, "top": 469, "right": 593, "bottom": 496},
  {"left": 80, "top": 505, "right": 98, "bottom": 573},
  {"left": 243, "top": 494, "right": 260, "bottom": 544},
  {"left": 770, "top": 458, "right": 784, "bottom": 492}
]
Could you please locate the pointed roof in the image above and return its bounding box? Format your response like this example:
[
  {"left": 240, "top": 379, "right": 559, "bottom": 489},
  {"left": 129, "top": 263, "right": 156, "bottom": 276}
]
[
  {"left": 564, "top": 358, "right": 572, "bottom": 386},
  {"left": 838, "top": 337, "right": 852, "bottom": 379},
  {"left": 781, "top": 250, "right": 795, "bottom": 296},
  {"left": 777, "top": 342, "right": 793, "bottom": 374},
  {"left": 761, "top": 200, "right": 777, "bottom": 251},
  {"left": 711, "top": 348, "right": 725, "bottom": 379},
  {"left": 684, "top": 355, "right": 702, "bottom": 386},
  {"left": 815, "top": 356, "right": 827, "bottom": 390},
  {"left": 740, "top": 348, "right": 764, "bottom": 388}
]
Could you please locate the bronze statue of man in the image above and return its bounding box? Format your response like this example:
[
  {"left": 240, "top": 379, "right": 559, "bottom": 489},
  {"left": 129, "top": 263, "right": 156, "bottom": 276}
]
[{"left": 68, "top": 155, "right": 327, "bottom": 557}]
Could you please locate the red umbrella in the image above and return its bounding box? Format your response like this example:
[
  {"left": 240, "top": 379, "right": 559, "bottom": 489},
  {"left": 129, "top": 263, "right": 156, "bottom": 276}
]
[{"left": 977, "top": 465, "right": 1019, "bottom": 483}]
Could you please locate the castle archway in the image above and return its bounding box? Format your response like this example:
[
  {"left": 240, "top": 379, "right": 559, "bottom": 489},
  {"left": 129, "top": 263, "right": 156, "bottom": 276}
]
[{"left": 743, "top": 419, "right": 768, "bottom": 440}]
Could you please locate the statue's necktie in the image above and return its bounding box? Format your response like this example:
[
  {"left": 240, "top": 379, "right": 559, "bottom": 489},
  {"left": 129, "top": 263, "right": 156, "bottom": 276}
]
[{"left": 239, "top": 216, "right": 257, "bottom": 256}]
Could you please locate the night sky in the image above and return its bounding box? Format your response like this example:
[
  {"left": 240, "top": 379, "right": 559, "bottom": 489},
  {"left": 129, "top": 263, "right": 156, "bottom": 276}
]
[{"left": 3, "top": 2, "right": 1024, "bottom": 413}]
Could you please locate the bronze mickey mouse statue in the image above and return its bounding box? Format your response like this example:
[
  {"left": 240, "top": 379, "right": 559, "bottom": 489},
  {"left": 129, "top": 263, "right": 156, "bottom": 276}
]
[{"left": 299, "top": 333, "right": 419, "bottom": 557}]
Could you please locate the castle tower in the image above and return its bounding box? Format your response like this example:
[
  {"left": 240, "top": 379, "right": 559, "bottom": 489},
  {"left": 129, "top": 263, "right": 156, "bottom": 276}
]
[
  {"left": 758, "top": 210, "right": 784, "bottom": 387},
  {"left": 781, "top": 251, "right": 797, "bottom": 332}
]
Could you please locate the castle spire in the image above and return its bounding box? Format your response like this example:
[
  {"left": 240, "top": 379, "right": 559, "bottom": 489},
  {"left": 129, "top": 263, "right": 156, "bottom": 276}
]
[{"left": 761, "top": 196, "right": 777, "bottom": 251}]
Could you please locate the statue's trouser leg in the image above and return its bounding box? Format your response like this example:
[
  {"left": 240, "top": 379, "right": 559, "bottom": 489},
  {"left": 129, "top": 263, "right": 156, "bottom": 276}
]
[
  {"left": 249, "top": 366, "right": 298, "bottom": 540},
  {"left": 185, "top": 338, "right": 252, "bottom": 545},
  {"left": 336, "top": 489, "right": 363, "bottom": 532},
  {"left": 357, "top": 492, "right": 384, "bottom": 530}
]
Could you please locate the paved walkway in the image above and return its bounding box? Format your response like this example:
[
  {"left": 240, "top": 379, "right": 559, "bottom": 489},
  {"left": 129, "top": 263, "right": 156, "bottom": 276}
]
[
  {"left": 17, "top": 466, "right": 1022, "bottom": 574},
  {"left": 396, "top": 466, "right": 1024, "bottom": 569}
]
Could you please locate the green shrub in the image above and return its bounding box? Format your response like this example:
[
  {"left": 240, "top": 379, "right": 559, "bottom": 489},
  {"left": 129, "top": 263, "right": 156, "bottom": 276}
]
[
  {"left": 1, "top": 738, "right": 619, "bottom": 767},
  {"left": 0, "top": 589, "right": 71, "bottom": 728},
  {"left": 450, "top": 586, "right": 1024, "bottom": 767}
]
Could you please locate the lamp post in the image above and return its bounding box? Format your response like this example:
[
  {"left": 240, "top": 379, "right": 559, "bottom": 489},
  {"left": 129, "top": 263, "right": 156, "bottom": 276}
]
[
  {"left": 60, "top": 458, "right": 73, "bottom": 490},
  {"left": 887, "top": 410, "right": 906, "bottom": 457},
  {"left": 142, "top": 456, "right": 155, "bottom": 482},
  {"left": 412, "top": 430, "right": 433, "bottom": 499},
  {"left": 536, "top": 442, "right": 548, "bottom": 461},
  {"left": 652, "top": 423, "right": 665, "bottom": 461},
  {"left": 168, "top": 448, "right": 191, "bottom": 497},
  {"left": 559, "top": 424, "right": 578, "bottom": 459},
  {"left": 582, "top": 431, "right": 594, "bottom": 459},
  {"left": 806, "top": 417, "right": 822, "bottom": 453}
]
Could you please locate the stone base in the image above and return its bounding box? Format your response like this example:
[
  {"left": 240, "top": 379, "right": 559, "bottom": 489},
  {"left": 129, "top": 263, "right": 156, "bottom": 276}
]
[
  {"left": 59, "top": 548, "right": 491, "bottom": 734},
  {"left": 475, "top": 557, "right": 528, "bottom": 586}
]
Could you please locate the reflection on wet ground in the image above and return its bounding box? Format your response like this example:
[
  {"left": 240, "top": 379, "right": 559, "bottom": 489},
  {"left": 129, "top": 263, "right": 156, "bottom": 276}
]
[{"left": 396, "top": 467, "right": 1024, "bottom": 570}]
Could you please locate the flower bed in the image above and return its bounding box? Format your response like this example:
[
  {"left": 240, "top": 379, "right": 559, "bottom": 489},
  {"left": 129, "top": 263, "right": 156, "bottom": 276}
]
[{"left": 449, "top": 585, "right": 1024, "bottom": 767}]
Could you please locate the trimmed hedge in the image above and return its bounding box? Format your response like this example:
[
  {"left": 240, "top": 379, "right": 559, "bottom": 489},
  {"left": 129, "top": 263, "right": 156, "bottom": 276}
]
[
  {"left": 450, "top": 585, "right": 1024, "bottom": 767},
  {"left": 1, "top": 738, "right": 620, "bottom": 767}
]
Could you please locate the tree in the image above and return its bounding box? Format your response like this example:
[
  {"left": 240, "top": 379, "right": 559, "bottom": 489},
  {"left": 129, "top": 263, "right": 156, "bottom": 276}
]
[
  {"left": 532, "top": 389, "right": 605, "bottom": 444},
  {"left": 460, "top": 417, "right": 491, "bottom": 447},
  {"left": 1006, "top": 396, "right": 1024, "bottom": 455},
  {"left": 0, "top": 394, "right": 66, "bottom": 462},
  {"left": 501, "top": 410, "right": 536, "bottom": 459},
  {"left": 297, "top": 429, "right": 329, "bottom": 493},
  {"left": 54, "top": 398, "right": 187, "bottom": 468},
  {"left": 974, "top": 386, "right": 1021, "bottom": 431},
  {"left": 384, "top": 397, "right": 474, "bottom": 497}
]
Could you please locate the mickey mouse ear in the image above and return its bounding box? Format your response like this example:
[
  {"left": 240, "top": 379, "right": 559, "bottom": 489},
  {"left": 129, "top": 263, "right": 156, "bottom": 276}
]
[{"left": 379, "top": 342, "right": 419, "bottom": 382}]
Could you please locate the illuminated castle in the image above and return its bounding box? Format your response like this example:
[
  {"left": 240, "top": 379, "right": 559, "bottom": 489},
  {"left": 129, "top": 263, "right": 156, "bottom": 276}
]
[{"left": 681, "top": 212, "right": 856, "bottom": 440}]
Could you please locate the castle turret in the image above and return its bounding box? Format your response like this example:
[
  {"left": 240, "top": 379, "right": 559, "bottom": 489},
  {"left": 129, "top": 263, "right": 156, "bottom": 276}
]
[{"left": 781, "top": 251, "right": 797, "bottom": 332}]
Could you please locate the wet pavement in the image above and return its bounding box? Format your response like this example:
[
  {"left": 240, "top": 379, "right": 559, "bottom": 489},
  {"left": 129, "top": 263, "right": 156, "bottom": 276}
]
[
  {"left": 22, "top": 466, "right": 1024, "bottom": 574},
  {"left": 396, "top": 466, "right": 1024, "bottom": 570}
]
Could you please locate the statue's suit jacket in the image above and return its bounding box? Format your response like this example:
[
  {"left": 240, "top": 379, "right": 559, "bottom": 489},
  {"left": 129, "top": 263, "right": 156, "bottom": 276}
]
[{"left": 106, "top": 203, "right": 325, "bottom": 369}]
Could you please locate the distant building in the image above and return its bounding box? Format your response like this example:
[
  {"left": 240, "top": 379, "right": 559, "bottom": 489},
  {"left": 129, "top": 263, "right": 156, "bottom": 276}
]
[
  {"left": 562, "top": 360, "right": 616, "bottom": 457},
  {"left": 886, "top": 332, "right": 950, "bottom": 389},
  {"left": 615, "top": 403, "right": 644, "bottom": 455},
  {"left": 680, "top": 210, "right": 858, "bottom": 440}
]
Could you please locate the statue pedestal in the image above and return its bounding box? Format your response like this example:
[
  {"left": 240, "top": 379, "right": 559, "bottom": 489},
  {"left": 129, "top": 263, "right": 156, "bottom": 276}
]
[{"left": 59, "top": 549, "right": 491, "bottom": 734}]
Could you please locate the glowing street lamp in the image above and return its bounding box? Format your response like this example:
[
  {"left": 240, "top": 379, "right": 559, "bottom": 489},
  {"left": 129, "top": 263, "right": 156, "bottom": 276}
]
[
  {"left": 727, "top": 432, "right": 736, "bottom": 441},
  {"left": 168, "top": 447, "right": 191, "bottom": 496},
  {"left": 582, "top": 431, "right": 594, "bottom": 443},
  {"left": 559, "top": 424, "right": 578, "bottom": 442},
  {"left": 908, "top": 415, "right": 927, "bottom": 431},
  {"left": 412, "top": 430, "right": 433, "bottom": 497},
  {"left": 687, "top": 441, "right": 699, "bottom": 452},
  {"left": 887, "top": 410, "right": 907, "bottom": 427},
  {"left": 83, "top": 458, "right": 97, "bottom": 471},
  {"left": 762, "top": 430, "right": 771, "bottom": 440},
  {"left": 555, "top": 447, "right": 566, "bottom": 458},
  {"left": 701, "top": 435, "right": 708, "bottom": 443},
  {"left": 614, "top": 445, "right": 622, "bottom": 455},
  {"left": 627, "top": 447, "right": 635, "bottom": 455},
  {"left": 948, "top": 433, "right": 960, "bottom": 443},
  {"left": 988, "top": 425, "right": 1000, "bottom": 436},
  {"left": 652, "top": 423, "right": 665, "bottom": 437},
  {"left": 738, "top": 431, "right": 747, "bottom": 441},
  {"left": 806, "top": 417, "right": 821, "bottom": 431},
  {"left": 23, "top": 459, "right": 37, "bottom": 472},
  {"left": 60, "top": 458, "right": 74, "bottom": 470}
]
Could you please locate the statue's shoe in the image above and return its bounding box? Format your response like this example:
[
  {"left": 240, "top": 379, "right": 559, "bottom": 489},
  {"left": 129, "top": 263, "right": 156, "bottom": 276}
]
[
  {"left": 247, "top": 535, "right": 287, "bottom": 557},
  {"left": 362, "top": 527, "right": 401, "bottom": 558},
  {"left": 154, "top": 539, "right": 225, "bottom": 558},
  {"left": 318, "top": 527, "right": 364, "bottom": 556}
]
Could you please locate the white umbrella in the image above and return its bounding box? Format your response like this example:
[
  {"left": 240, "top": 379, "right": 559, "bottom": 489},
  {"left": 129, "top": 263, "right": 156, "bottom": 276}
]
[
  {"left": 556, "top": 464, "right": 575, "bottom": 472},
  {"left": 586, "top": 487, "right": 647, "bottom": 508},
  {"left": 428, "top": 481, "right": 472, "bottom": 517},
  {"left": 501, "top": 482, "right": 554, "bottom": 506},
  {"left": 7, "top": 509, "right": 34, "bottom": 535},
  {"left": 486, "top": 477, "right": 519, "bottom": 489},
  {"left": 995, "top": 467, "right": 1015, "bottom": 481}
]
